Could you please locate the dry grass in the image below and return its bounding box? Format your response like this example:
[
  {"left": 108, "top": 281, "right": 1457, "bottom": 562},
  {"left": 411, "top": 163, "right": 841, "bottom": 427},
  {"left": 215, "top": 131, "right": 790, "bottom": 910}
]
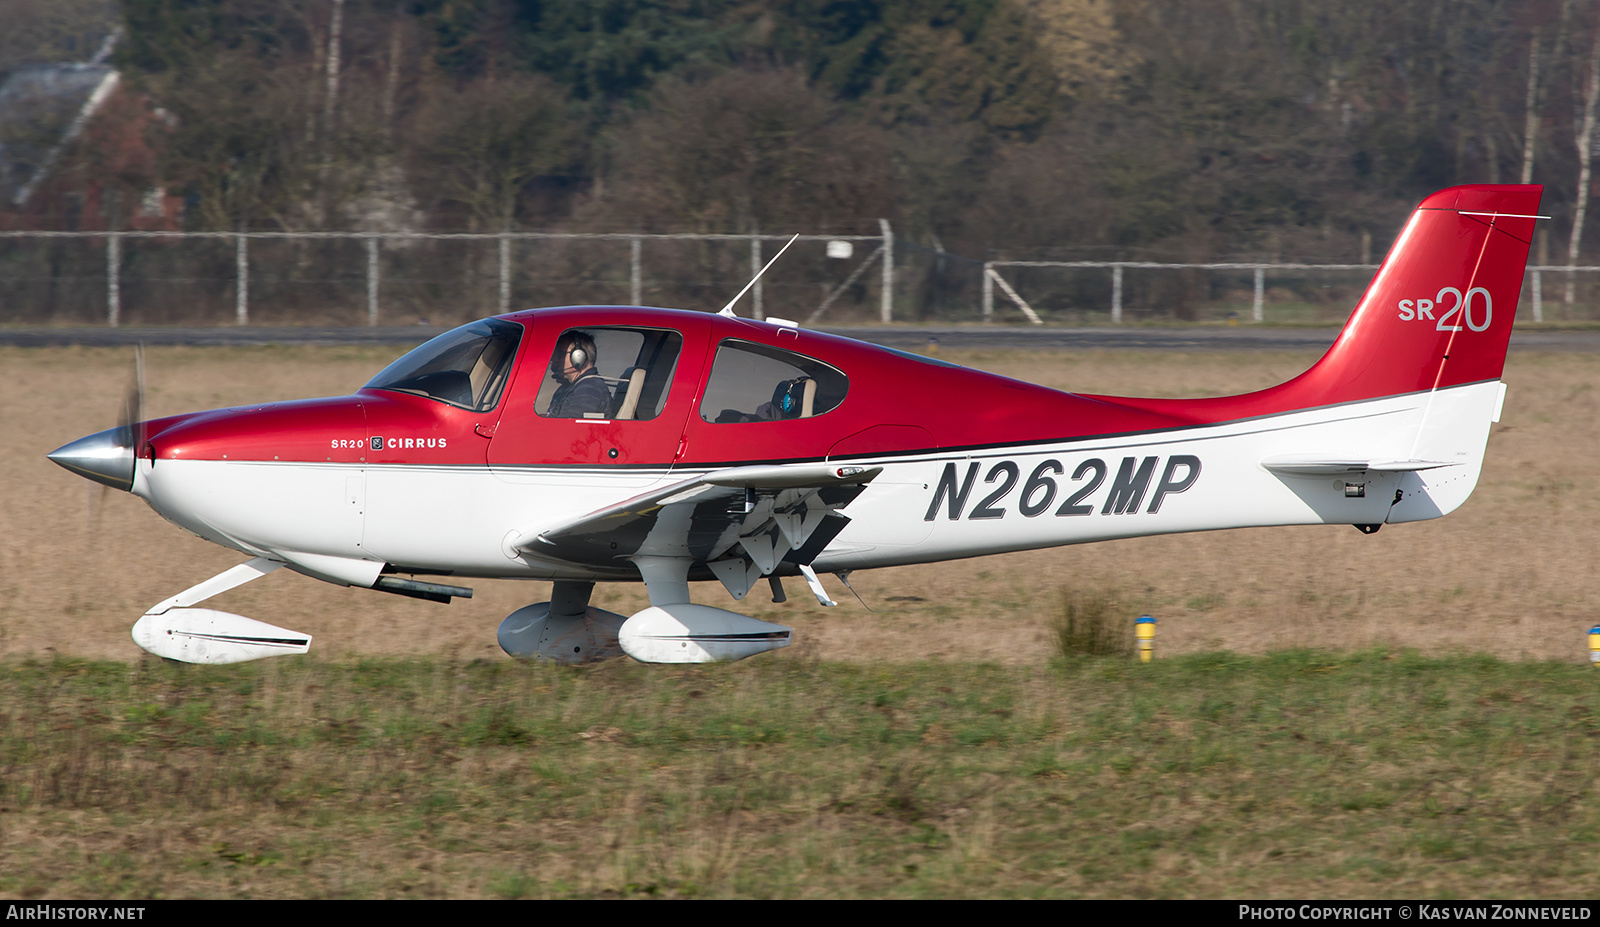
[
  {"left": 5, "top": 343, "right": 1600, "bottom": 666},
  {"left": 1054, "top": 589, "right": 1134, "bottom": 659}
]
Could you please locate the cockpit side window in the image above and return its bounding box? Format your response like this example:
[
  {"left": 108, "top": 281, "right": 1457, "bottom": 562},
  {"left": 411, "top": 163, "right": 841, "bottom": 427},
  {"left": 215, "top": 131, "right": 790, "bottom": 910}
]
[
  {"left": 364, "top": 319, "right": 522, "bottom": 411},
  {"left": 699, "top": 339, "right": 848, "bottom": 423},
  {"left": 535, "top": 327, "right": 684, "bottom": 420}
]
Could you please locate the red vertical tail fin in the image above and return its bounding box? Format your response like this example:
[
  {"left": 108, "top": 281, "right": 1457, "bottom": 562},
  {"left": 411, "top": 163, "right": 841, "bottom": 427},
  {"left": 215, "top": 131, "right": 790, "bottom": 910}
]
[
  {"left": 1090, "top": 186, "right": 1542, "bottom": 424},
  {"left": 1283, "top": 184, "right": 1541, "bottom": 408}
]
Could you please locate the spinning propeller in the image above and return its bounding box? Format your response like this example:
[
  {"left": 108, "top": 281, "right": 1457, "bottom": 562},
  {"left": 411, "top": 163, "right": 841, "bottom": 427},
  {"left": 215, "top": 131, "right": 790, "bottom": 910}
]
[
  {"left": 115, "top": 342, "right": 146, "bottom": 455},
  {"left": 48, "top": 344, "right": 146, "bottom": 496}
]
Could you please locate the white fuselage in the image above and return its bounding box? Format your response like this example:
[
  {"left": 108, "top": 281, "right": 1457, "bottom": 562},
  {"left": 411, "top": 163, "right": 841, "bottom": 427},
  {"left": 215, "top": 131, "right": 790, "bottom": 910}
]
[{"left": 132, "top": 380, "right": 1501, "bottom": 585}]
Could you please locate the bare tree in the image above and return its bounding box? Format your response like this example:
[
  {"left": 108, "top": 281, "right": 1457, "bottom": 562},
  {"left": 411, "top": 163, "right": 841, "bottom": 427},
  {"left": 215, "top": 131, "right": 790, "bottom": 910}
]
[
  {"left": 1524, "top": 29, "right": 1544, "bottom": 183},
  {"left": 1566, "top": 17, "right": 1600, "bottom": 312}
]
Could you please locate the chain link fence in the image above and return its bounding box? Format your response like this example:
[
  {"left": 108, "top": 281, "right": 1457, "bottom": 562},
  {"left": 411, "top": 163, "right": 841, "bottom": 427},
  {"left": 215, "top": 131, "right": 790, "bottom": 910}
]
[
  {"left": 0, "top": 229, "right": 894, "bottom": 328},
  {"left": 0, "top": 228, "right": 1586, "bottom": 327},
  {"left": 982, "top": 261, "right": 1582, "bottom": 326}
]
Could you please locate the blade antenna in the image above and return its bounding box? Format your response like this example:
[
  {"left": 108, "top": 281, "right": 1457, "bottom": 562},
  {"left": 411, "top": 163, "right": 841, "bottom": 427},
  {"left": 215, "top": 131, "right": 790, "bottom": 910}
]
[{"left": 718, "top": 233, "right": 799, "bottom": 318}]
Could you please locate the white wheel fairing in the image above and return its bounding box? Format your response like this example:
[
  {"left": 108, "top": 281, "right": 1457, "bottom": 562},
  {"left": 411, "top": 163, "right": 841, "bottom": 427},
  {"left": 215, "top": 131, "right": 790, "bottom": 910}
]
[
  {"left": 498, "top": 602, "right": 627, "bottom": 663},
  {"left": 134, "top": 381, "right": 1501, "bottom": 582},
  {"left": 619, "top": 604, "right": 792, "bottom": 663},
  {"left": 132, "top": 608, "right": 311, "bottom": 665}
]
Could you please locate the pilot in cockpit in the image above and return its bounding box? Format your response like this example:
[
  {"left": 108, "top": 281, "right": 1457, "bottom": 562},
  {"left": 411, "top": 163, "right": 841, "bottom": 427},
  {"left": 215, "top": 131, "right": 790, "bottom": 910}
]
[{"left": 547, "top": 332, "right": 611, "bottom": 418}]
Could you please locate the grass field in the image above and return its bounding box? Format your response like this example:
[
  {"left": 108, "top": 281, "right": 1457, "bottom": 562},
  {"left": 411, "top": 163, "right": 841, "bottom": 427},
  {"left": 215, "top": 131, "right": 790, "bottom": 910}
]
[
  {"left": 3, "top": 343, "right": 1600, "bottom": 897},
  {"left": 2, "top": 652, "right": 1598, "bottom": 899}
]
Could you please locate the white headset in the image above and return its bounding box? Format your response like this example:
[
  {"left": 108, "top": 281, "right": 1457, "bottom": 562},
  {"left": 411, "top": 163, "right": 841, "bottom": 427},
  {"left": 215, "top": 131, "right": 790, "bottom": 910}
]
[{"left": 558, "top": 335, "right": 594, "bottom": 371}]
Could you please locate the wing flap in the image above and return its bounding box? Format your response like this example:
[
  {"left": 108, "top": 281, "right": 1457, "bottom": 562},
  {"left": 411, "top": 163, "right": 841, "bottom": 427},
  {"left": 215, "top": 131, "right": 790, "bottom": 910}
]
[{"left": 515, "top": 464, "right": 882, "bottom": 580}]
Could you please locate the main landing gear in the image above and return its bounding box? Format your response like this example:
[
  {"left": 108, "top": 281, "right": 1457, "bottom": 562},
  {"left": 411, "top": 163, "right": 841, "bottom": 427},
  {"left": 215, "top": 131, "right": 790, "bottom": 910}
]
[{"left": 497, "top": 557, "right": 800, "bottom": 664}]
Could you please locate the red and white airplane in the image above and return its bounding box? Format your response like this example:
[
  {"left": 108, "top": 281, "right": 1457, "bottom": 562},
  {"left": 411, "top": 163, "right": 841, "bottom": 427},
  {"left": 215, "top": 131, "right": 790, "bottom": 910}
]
[{"left": 49, "top": 184, "right": 1541, "bottom": 665}]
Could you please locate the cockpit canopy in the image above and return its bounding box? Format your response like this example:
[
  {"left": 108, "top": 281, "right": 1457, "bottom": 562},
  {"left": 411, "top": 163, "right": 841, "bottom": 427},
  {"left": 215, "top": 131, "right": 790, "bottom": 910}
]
[{"left": 364, "top": 319, "right": 522, "bottom": 411}]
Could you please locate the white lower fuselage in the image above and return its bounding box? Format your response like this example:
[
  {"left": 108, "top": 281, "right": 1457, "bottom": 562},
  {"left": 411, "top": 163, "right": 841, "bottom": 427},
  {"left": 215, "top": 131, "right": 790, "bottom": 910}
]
[{"left": 132, "top": 381, "right": 1501, "bottom": 586}]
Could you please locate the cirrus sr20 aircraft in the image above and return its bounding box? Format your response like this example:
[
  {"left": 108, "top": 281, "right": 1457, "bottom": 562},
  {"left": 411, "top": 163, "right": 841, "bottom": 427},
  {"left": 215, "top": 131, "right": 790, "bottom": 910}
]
[{"left": 49, "top": 184, "right": 1541, "bottom": 665}]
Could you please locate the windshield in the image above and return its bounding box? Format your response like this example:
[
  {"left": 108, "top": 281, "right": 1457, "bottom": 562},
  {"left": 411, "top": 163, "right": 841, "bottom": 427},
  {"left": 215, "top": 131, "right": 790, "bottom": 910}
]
[{"left": 364, "top": 319, "right": 523, "bottom": 411}]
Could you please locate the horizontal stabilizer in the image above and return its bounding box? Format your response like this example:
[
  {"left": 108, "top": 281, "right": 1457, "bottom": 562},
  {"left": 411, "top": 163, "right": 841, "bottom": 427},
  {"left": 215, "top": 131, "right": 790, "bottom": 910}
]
[{"left": 1262, "top": 457, "right": 1458, "bottom": 476}]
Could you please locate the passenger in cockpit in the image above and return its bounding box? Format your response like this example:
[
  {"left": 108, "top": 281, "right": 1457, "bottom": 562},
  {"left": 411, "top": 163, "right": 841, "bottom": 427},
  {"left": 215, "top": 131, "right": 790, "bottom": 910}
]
[{"left": 754, "top": 377, "right": 814, "bottom": 420}]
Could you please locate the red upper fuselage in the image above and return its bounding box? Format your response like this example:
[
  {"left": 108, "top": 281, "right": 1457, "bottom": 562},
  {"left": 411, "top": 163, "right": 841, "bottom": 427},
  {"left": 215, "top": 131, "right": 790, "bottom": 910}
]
[{"left": 142, "top": 307, "right": 1198, "bottom": 470}]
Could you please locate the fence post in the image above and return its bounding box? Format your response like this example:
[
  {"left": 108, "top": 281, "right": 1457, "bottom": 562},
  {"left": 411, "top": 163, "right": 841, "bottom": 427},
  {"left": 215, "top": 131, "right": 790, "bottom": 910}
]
[
  {"left": 879, "top": 218, "right": 893, "bottom": 323},
  {"left": 750, "top": 234, "right": 763, "bottom": 320},
  {"left": 106, "top": 232, "right": 121, "bottom": 327},
  {"left": 498, "top": 234, "right": 511, "bottom": 314},
  {"left": 982, "top": 262, "right": 994, "bottom": 320},
  {"left": 235, "top": 233, "right": 249, "bottom": 325},
  {"left": 631, "top": 236, "right": 642, "bottom": 306},
  {"left": 366, "top": 237, "right": 379, "bottom": 326},
  {"left": 984, "top": 266, "right": 1043, "bottom": 324},
  {"left": 1532, "top": 268, "right": 1543, "bottom": 322},
  {"left": 1252, "top": 267, "right": 1264, "bottom": 323},
  {"left": 1111, "top": 264, "right": 1123, "bottom": 324}
]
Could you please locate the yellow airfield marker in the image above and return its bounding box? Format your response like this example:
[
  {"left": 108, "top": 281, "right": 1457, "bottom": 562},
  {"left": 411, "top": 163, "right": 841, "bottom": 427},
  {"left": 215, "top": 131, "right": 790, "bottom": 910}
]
[{"left": 1136, "top": 615, "right": 1156, "bottom": 663}]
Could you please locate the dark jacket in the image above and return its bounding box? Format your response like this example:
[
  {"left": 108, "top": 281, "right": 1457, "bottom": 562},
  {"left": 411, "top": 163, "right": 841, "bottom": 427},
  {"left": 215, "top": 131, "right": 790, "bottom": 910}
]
[{"left": 548, "top": 372, "right": 610, "bottom": 418}]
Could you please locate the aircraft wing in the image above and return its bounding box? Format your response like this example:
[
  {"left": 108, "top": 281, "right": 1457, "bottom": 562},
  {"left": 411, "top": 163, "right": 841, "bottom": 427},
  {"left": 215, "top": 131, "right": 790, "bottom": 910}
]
[{"left": 515, "top": 463, "right": 883, "bottom": 599}]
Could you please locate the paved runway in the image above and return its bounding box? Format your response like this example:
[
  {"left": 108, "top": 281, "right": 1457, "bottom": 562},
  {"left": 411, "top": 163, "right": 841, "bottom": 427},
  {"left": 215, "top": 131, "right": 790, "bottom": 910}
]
[{"left": 3, "top": 323, "right": 1599, "bottom": 352}]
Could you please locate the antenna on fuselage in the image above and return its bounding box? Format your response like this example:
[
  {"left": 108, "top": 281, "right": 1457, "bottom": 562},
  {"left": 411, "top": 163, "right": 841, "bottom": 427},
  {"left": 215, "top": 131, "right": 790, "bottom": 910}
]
[{"left": 717, "top": 233, "right": 800, "bottom": 318}]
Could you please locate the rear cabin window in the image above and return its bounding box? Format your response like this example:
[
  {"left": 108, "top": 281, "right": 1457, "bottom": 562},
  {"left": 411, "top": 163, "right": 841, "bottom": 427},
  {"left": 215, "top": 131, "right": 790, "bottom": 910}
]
[
  {"left": 699, "top": 339, "right": 848, "bottom": 423},
  {"left": 535, "top": 327, "right": 683, "bottom": 420}
]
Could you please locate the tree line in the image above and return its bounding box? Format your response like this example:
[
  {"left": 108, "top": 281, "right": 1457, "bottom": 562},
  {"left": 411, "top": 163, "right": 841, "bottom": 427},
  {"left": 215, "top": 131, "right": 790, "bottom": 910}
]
[{"left": 11, "top": 1, "right": 1600, "bottom": 274}]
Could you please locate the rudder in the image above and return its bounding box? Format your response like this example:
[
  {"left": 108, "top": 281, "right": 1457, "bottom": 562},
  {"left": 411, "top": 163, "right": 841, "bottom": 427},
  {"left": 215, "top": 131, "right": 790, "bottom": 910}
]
[{"left": 1284, "top": 184, "right": 1541, "bottom": 409}]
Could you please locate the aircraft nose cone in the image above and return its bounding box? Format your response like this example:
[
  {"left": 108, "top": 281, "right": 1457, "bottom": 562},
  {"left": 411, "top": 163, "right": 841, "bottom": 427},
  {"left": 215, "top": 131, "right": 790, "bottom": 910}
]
[{"left": 47, "top": 426, "right": 136, "bottom": 491}]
